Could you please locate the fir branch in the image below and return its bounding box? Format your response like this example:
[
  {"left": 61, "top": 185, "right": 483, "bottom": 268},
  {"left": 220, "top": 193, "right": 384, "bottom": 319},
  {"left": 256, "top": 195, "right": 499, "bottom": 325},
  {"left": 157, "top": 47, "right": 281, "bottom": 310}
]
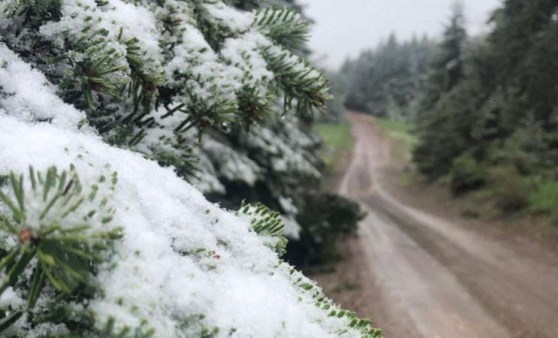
[
  {"left": 237, "top": 202, "right": 287, "bottom": 256},
  {"left": 4, "top": 0, "right": 62, "bottom": 26},
  {"left": 236, "top": 85, "right": 274, "bottom": 128},
  {"left": 58, "top": 25, "right": 130, "bottom": 111},
  {"left": 262, "top": 46, "right": 332, "bottom": 114},
  {"left": 147, "top": 141, "right": 199, "bottom": 179},
  {"left": 118, "top": 29, "right": 166, "bottom": 115},
  {"left": 253, "top": 8, "right": 309, "bottom": 51},
  {"left": 0, "top": 166, "right": 122, "bottom": 333},
  {"left": 171, "top": 89, "right": 238, "bottom": 136},
  {"left": 287, "top": 267, "right": 383, "bottom": 338},
  {"left": 189, "top": 0, "right": 236, "bottom": 51}
]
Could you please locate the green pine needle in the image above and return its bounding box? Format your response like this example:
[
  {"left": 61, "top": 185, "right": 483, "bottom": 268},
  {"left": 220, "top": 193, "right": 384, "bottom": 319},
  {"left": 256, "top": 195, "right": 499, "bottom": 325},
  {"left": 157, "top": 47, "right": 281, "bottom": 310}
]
[
  {"left": 237, "top": 201, "right": 288, "bottom": 256},
  {"left": 0, "top": 166, "right": 123, "bottom": 333},
  {"left": 253, "top": 8, "right": 310, "bottom": 51}
]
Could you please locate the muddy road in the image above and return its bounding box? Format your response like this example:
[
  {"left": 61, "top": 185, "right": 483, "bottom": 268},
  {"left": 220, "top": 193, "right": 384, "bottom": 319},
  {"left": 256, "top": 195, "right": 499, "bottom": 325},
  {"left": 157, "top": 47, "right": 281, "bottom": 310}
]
[{"left": 337, "top": 112, "right": 558, "bottom": 338}]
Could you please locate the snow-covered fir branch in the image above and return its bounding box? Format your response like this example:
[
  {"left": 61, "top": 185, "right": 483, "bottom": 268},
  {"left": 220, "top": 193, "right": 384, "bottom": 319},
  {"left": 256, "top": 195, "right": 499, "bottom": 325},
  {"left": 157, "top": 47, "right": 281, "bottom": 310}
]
[{"left": 0, "top": 0, "right": 381, "bottom": 336}]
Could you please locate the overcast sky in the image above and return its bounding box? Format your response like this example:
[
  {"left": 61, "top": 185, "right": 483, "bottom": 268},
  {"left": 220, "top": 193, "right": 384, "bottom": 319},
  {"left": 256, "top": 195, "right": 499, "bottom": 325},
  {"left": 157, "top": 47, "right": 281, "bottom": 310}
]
[{"left": 300, "top": 0, "right": 502, "bottom": 69}]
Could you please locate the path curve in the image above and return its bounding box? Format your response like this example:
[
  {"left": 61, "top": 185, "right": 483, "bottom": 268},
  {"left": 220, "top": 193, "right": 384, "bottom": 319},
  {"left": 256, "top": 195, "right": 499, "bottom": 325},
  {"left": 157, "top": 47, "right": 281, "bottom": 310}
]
[{"left": 340, "top": 112, "right": 558, "bottom": 338}]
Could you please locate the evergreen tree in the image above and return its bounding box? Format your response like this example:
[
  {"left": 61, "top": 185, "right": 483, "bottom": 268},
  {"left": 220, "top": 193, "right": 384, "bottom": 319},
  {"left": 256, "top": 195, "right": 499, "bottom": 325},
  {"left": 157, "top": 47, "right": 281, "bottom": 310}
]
[
  {"left": 0, "top": 0, "right": 381, "bottom": 336},
  {"left": 413, "top": 0, "right": 558, "bottom": 203},
  {"left": 337, "top": 34, "right": 435, "bottom": 121},
  {"left": 419, "top": 1, "right": 467, "bottom": 112},
  {"left": 413, "top": 1, "right": 469, "bottom": 180}
]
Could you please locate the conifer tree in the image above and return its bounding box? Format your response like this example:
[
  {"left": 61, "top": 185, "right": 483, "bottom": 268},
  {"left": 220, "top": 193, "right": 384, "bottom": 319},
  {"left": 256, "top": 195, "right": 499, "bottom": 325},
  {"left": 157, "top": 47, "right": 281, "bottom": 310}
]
[
  {"left": 338, "top": 34, "right": 435, "bottom": 121},
  {"left": 413, "top": 1, "right": 469, "bottom": 179},
  {"left": 0, "top": 0, "right": 381, "bottom": 336},
  {"left": 412, "top": 0, "right": 558, "bottom": 201},
  {"left": 419, "top": 1, "right": 467, "bottom": 112}
]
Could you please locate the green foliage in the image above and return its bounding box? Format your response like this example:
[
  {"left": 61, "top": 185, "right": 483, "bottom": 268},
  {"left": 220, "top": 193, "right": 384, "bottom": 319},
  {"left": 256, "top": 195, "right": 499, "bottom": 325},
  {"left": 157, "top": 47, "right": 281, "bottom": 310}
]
[
  {"left": 225, "top": 0, "right": 260, "bottom": 10},
  {"left": 314, "top": 122, "right": 354, "bottom": 151},
  {"left": 119, "top": 31, "right": 166, "bottom": 115},
  {"left": 287, "top": 267, "right": 382, "bottom": 338},
  {"left": 4, "top": 0, "right": 62, "bottom": 26},
  {"left": 0, "top": 0, "right": 381, "bottom": 336},
  {"left": 314, "top": 122, "right": 354, "bottom": 170},
  {"left": 253, "top": 8, "right": 309, "bottom": 51},
  {"left": 286, "top": 192, "right": 365, "bottom": 268},
  {"left": 0, "top": 166, "right": 122, "bottom": 334},
  {"left": 488, "top": 166, "right": 531, "bottom": 212},
  {"left": 450, "top": 153, "right": 486, "bottom": 195},
  {"left": 58, "top": 26, "right": 130, "bottom": 111},
  {"left": 1, "top": 0, "right": 331, "bottom": 177},
  {"left": 237, "top": 202, "right": 288, "bottom": 256},
  {"left": 424, "top": 1, "right": 467, "bottom": 100},
  {"left": 263, "top": 46, "right": 331, "bottom": 114},
  {"left": 337, "top": 34, "right": 435, "bottom": 120},
  {"left": 189, "top": 0, "right": 236, "bottom": 51},
  {"left": 236, "top": 86, "right": 274, "bottom": 127},
  {"left": 412, "top": 2, "right": 472, "bottom": 180},
  {"left": 145, "top": 142, "right": 198, "bottom": 179},
  {"left": 529, "top": 180, "right": 558, "bottom": 218},
  {"left": 410, "top": 0, "right": 558, "bottom": 216},
  {"left": 489, "top": 121, "right": 551, "bottom": 176}
]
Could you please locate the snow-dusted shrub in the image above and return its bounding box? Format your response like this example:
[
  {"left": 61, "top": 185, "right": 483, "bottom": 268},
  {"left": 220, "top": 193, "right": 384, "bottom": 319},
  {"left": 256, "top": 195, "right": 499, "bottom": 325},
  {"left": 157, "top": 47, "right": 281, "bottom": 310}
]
[{"left": 0, "top": 0, "right": 381, "bottom": 337}]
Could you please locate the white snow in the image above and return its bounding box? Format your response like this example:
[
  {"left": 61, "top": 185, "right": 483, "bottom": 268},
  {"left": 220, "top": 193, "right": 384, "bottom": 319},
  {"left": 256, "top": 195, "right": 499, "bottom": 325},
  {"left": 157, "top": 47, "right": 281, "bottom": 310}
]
[
  {"left": 202, "top": 137, "right": 261, "bottom": 186},
  {"left": 102, "top": 0, "right": 161, "bottom": 58},
  {"left": 246, "top": 123, "right": 321, "bottom": 179},
  {"left": 204, "top": 2, "right": 254, "bottom": 33},
  {"left": 0, "top": 43, "right": 87, "bottom": 130},
  {"left": 0, "top": 0, "right": 369, "bottom": 336},
  {"left": 0, "top": 114, "right": 361, "bottom": 337}
]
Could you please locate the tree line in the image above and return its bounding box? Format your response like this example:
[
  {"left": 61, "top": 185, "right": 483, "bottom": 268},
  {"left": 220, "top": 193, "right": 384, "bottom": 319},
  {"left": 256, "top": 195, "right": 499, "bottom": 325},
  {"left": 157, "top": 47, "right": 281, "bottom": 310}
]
[
  {"left": 332, "top": 34, "right": 435, "bottom": 121},
  {"left": 335, "top": 0, "right": 558, "bottom": 215}
]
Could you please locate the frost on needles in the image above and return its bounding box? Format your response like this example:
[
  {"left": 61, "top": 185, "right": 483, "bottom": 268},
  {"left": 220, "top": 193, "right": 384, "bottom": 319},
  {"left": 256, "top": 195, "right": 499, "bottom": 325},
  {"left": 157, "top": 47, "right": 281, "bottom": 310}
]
[{"left": 0, "top": 0, "right": 381, "bottom": 337}]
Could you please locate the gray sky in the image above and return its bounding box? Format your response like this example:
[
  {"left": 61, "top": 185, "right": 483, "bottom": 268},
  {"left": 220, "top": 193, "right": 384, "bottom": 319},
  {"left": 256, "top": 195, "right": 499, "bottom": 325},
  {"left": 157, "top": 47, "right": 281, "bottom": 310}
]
[{"left": 300, "top": 0, "right": 502, "bottom": 69}]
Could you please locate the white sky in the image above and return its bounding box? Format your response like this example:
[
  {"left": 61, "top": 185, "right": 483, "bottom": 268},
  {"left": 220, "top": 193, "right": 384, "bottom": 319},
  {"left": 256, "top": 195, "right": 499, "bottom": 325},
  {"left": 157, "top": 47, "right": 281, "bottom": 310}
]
[{"left": 300, "top": 0, "right": 502, "bottom": 69}]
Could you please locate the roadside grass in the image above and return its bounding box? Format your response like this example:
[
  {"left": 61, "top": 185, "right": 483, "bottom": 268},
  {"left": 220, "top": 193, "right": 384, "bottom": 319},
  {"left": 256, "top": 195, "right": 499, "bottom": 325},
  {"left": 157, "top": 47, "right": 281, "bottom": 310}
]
[
  {"left": 529, "top": 180, "right": 558, "bottom": 219},
  {"left": 374, "top": 116, "right": 558, "bottom": 247},
  {"left": 377, "top": 118, "right": 417, "bottom": 149},
  {"left": 315, "top": 122, "right": 354, "bottom": 151},
  {"left": 372, "top": 117, "right": 418, "bottom": 168},
  {"left": 457, "top": 167, "right": 558, "bottom": 223},
  {"left": 314, "top": 122, "right": 354, "bottom": 174}
]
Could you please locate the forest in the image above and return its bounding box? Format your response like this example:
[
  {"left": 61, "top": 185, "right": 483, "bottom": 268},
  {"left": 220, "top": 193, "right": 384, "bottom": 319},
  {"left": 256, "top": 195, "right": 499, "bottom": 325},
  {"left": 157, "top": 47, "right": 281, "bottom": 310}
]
[
  {"left": 335, "top": 0, "right": 558, "bottom": 216},
  {"left": 2, "top": 0, "right": 558, "bottom": 336}
]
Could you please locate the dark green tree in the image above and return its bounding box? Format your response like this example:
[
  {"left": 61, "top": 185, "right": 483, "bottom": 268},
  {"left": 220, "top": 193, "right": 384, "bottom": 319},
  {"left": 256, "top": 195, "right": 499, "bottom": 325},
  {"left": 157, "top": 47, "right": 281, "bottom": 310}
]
[
  {"left": 419, "top": 1, "right": 467, "bottom": 112},
  {"left": 413, "top": 0, "right": 558, "bottom": 203},
  {"left": 413, "top": 1, "right": 469, "bottom": 180},
  {"left": 338, "top": 34, "right": 435, "bottom": 121}
]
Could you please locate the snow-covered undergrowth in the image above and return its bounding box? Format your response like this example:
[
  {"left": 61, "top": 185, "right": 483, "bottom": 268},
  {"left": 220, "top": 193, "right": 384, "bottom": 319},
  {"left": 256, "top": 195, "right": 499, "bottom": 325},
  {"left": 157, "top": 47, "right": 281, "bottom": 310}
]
[{"left": 0, "top": 0, "right": 380, "bottom": 336}]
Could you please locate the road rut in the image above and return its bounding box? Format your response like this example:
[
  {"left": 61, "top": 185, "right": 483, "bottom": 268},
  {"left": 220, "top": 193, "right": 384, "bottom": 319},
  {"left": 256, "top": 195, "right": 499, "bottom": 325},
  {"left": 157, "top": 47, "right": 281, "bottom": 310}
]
[{"left": 340, "top": 112, "right": 558, "bottom": 338}]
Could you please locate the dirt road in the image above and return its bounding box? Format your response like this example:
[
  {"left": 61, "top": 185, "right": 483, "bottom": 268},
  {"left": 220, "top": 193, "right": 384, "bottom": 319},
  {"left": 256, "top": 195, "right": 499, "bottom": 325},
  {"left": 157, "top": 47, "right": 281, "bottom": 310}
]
[{"left": 337, "top": 112, "right": 558, "bottom": 338}]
